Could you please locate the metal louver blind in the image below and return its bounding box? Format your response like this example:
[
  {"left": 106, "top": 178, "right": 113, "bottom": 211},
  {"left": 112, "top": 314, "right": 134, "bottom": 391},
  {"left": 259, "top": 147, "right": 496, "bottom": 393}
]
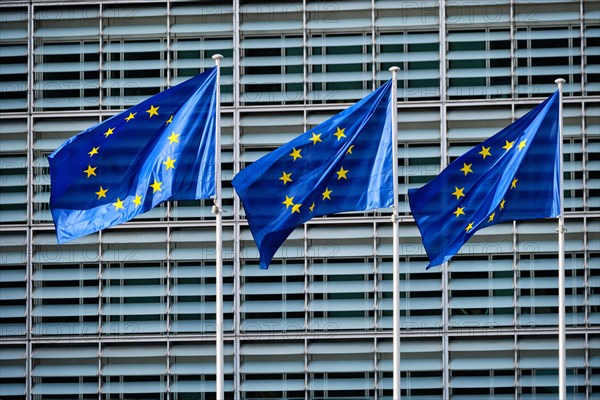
[{"left": 0, "top": 119, "right": 28, "bottom": 223}]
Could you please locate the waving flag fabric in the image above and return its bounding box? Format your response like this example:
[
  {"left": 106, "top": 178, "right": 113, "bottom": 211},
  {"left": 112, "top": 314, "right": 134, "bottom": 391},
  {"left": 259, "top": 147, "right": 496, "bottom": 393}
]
[
  {"left": 232, "top": 81, "right": 394, "bottom": 269},
  {"left": 49, "top": 67, "right": 217, "bottom": 243},
  {"left": 409, "top": 91, "right": 561, "bottom": 268}
]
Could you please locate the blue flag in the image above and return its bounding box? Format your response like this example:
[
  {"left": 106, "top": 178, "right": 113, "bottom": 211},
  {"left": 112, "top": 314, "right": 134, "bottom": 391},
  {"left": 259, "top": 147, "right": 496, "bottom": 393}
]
[
  {"left": 232, "top": 81, "right": 394, "bottom": 269},
  {"left": 409, "top": 91, "right": 561, "bottom": 269},
  {"left": 49, "top": 68, "right": 217, "bottom": 243}
]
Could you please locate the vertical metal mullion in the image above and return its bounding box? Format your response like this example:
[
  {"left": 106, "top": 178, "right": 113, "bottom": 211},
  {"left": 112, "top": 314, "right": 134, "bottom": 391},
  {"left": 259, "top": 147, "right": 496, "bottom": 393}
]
[
  {"left": 302, "top": 62, "right": 309, "bottom": 334},
  {"left": 509, "top": 95, "right": 519, "bottom": 400},
  {"left": 304, "top": 337, "right": 309, "bottom": 400},
  {"left": 234, "top": 0, "right": 241, "bottom": 108},
  {"left": 512, "top": 217, "right": 518, "bottom": 328},
  {"left": 232, "top": 2, "right": 241, "bottom": 399},
  {"left": 486, "top": 28, "right": 490, "bottom": 92},
  {"left": 26, "top": 229, "right": 32, "bottom": 400},
  {"left": 302, "top": 0, "right": 307, "bottom": 105},
  {"left": 510, "top": 0, "right": 516, "bottom": 99},
  {"left": 372, "top": 221, "right": 378, "bottom": 332},
  {"left": 372, "top": 221, "right": 378, "bottom": 400},
  {"left": 582, "top": 104, "right": 589, "bottom": 336},
  {"left": 371, "top": 0, "right": 376, "bottom": 91},
  {"left": 98, "top": 2, "right": 104, "bottom": 111},
  {"left": 25, "top": 2, "right": 34, "bottom": 399},
  {"left": 512, "top": 219, "right": 519, "bottom": 400},
  {"left": 579, "top": 0, "right": 588, "bottom": 214},
  {"left": 98, "top": 230, "right": 103, "bottom": 400},
  {"left": 165, "top": 0, "right": 172, "bottom": 225},
  {"left": 374, "top": 336, "right": 379, "bottom": 400},
  {"left": 441, "top": 264, "right": 449, "bottom": 400},
  {"left": 166, "top": 338, "right": 171, "bottom": 400},
  {"left": 439, "top": 0, "right": 447, "bottom": 104},
  {"left": 98, "top": 341, "right": 102, "bottom": 400},
  {"left": 164, "top": 2, "right": 172, "bottom": 362},
  {"left": 166, "top": 0, "right": 171, "bottom": 88},
  {"left": 573, "top": 0, "right": 580, "bottom": 96},
  {"left": 96, "top": 9, "right": 104, "bottom": 400},
  {"left": 165, "top": 162, "right": 172, "bottom": 377},
  {"left": 233, "top": 149, "right": 242, "bottom": 400},
  {"left": 514, "top": 332, "right": 519, "bottom": 400},
  {"left": 580, "top": 0, "right": 586, "bottom": 97},
  {"left": 585, "top": 331, "right": 590, "bottom": 400},
  {"left": 439, "top": 2, "right": 450, "bottom": 399},
  {"left": 583, "top": 214, "right": 590, "bottom": 400},
  {"left": 303, "top": 221, "right": 308, "bottom": 331},
  {"left": 232, "top": 115, "right": 242, "bottom": 399},
  {"left": 165, "top": 204, "right": 172, "bottom": 393},
  {"left": 301, "top": 7, "right": 308, "bottom": 394},
  {"left": 26, "top": 2, "right": 34, "bottom": 226}
]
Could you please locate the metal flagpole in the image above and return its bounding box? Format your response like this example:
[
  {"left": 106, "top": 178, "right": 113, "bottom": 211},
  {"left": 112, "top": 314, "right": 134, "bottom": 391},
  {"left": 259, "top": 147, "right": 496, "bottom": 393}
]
[
  {"left": 389, "top": 66, "right": 401, "bottom": 400},
  {"left": 555, "top": 77, "right": 567, "bottom": 400},
  {"left": 212, "top": 53, "right": 224, "bottom": 400}
]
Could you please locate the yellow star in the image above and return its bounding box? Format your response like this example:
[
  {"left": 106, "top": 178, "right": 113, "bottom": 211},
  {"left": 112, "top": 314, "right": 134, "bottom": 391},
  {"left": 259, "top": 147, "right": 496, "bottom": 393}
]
[
  {"left": 133, "top": 194, "right": 143, "bottom": 207},
  {"left": 460, "top": 163, "right": 473, "bottom": 176},
  {"left": 336, "top": 166, "right": 349, "bottom": 180},
  {"left": 163, "top": 156, "right": 176, "bottom": 170},
  {"left": 452, "top": 186, "right": 465, "bottom": 200},
  {"left": 112, "top": 198, "right": 124, "bottom": 210},
  {"left": 309, "top": 202, "right": 315, "bottom": 212},
  {"left": 168, "top": 132, "right": 180, "bottom": 144},
  {"left": 282, "top": 195, "right": 294, "bottom": 209},
  {"left": 88, "top": 146, "right": 100, "bottom": 157},
  {"left": 500, "top": 199, "right": 506, "bottom": 209},
  {"left": 83, "top": 165, "right": 97, "bottom": 178},
  {"left": 146, "top": 105, "right": 159, "bottom": 118},
  {"left": 479, "top": 146, "right": 491, "bottom": 159},
  {"left": 322, "top": 187, "right": 332, "bottom": 200},
  {"left": 453, "top": 207, "right": 465, "bottom": 218},
  {"left": 346, "top": 145, "right": 355, "bottom": 155},
  {"left": 289, "top": 147, "right": 302, "bottom": 161},
  {"left": 279, "top": 171, "right": 292, "bottom": 185},
  {"left": 95, "top": 186, "right": 108, "bottom": 199},
  {"left": 511, "top": 178, "right": 518, "bottom": 189},
  {"left": 150, "top": 179, "right": 163, "bottom": 193},
  {"left": 165, "top": 115, "right": 174, "bottom": 125},
  {"left": 502, "top": 140, "right": 514, "bottom": 151},
  {"left": 125, "top": 112, "right": 136, "bottom": 122},
  {"left": 488, "top": 212, "right": 495, "bottom": 222},
  {"left": 333, "top": 127, "right": 346, "bottom": 141},
  {"left": 104, "top": 127, "right": 115, "bottom": 138},
  {"left": 309, "top": 133, "right": 322, "bottom": 145},
  {"left": 518, "top": 139, "right": 527, "bottom": 151},
  {"left": 465, "top": 222, "right": 474, "bottom": 232},
  {"left": 291, "top": 203, "right": 302, "bottom": 214}
]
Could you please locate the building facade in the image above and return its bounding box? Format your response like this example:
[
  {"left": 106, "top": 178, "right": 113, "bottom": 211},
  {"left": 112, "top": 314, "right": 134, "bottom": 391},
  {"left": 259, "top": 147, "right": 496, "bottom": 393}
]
[{"left": 0, "top": 0, "right": 598, "bottom": 399}]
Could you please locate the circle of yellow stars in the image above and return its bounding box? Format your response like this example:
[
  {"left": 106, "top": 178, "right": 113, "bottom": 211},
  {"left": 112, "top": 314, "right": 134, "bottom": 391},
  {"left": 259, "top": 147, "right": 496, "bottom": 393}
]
[
  {"left": 280, "top": 126, "right": 352, "bottom": 216},
  {"left": 88, "top": 105, "right": 181, "bottom": 212},
  {"left": 450, "top": 137, "right": 528, "bottom": 235}
]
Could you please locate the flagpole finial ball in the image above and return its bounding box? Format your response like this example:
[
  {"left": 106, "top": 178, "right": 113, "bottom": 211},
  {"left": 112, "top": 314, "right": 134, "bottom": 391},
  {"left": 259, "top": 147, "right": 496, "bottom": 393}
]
[
  {"left": 389, "top": 66, "right": 400, "bottom": 73},
  {"left": 555, "top": 78, "right": 566, "bottom": 85},
  {"left": 212, "top": 54, "right": 224, "bottom": 61}
]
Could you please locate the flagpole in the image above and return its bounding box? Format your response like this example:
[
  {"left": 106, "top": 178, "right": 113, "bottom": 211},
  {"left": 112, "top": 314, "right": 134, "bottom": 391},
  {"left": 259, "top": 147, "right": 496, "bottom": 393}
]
[
  {"left": 389, "top": 66, "right": 401, "bottom": 400},
  {"left": 555, "top": 77, "right": 567, "bottom": 400},
  {"left": 212, "top": 53, "right": 224, "bottom": 400}
]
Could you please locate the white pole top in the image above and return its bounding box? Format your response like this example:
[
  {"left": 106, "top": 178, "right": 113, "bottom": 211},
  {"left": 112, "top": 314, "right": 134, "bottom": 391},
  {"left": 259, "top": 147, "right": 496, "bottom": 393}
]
[
  {"left": 212, "top": 54, "right": 223, "bottom": 61},
  {"left": 389, "top": 66, "right": 400, "bottom": 73}
]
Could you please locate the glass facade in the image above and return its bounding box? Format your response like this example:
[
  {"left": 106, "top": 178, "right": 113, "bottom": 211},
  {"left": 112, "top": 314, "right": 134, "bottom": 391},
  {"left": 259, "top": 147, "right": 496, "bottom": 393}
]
[{"left": 0, "top": 0, "right": 598, "bottom": 399}]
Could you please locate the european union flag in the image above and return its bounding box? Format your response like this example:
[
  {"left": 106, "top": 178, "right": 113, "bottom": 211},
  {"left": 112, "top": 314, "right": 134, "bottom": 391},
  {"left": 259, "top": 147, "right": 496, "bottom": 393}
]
[
  {"left": 232, "top": 81, "right": 394, "bottom": 269},
  {"left": 409, "top": 91, "right": 561, "bottom": 268},
  {"left": 49, "top": 68, "right": 217, "bottom": 243}
]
